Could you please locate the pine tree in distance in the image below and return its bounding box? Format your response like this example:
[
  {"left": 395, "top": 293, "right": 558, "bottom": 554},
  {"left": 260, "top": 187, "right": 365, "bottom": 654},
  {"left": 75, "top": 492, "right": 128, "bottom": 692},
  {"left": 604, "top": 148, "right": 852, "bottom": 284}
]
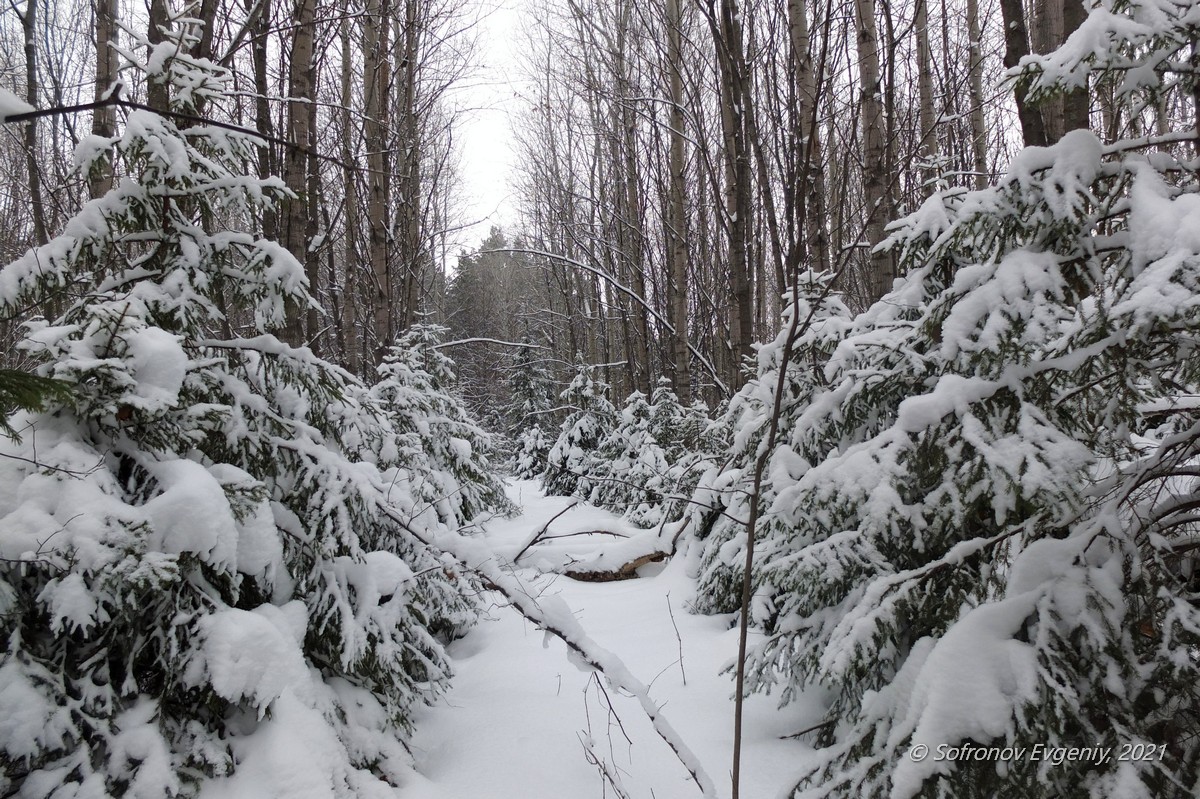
[
  {"left": 542, "top": 355, "right": 616, "bottom": 498},
  {"left": 589, "top": 390, "right": 669, "bottom": 526},
  {"left": 0, "top": 11, "right": 477, "bottom": 797},
  {"left": 587, "top": 381, "right": 711, "bottom": 528},
  {"left": 369, "top": 323, "right": 515, "bottom": 529},
  {"left": 506, "top": 337, "right": 555, "bottom": 479}
]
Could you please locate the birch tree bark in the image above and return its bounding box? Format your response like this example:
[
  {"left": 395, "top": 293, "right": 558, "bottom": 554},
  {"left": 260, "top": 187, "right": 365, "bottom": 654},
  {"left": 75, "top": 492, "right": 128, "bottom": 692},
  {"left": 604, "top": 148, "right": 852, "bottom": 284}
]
[
  {"left": 787, "top": 0, "right": 830, "bottom": 277},
  {"left": 966, "top": 0, "right": 989, "bottom": 188},
  {"left": 665, "top": 0, "right": 691, "bottom": 399},
  {"left": 855, "top": 0, "right": 892, "bottom": 301}
]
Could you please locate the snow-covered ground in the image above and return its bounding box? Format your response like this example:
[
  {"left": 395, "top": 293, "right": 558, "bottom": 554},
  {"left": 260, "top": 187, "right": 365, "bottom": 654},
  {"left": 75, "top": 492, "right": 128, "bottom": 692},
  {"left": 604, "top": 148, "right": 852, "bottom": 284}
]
[{"left": 402, "top": 480, "right": 820, "bottom": 799}]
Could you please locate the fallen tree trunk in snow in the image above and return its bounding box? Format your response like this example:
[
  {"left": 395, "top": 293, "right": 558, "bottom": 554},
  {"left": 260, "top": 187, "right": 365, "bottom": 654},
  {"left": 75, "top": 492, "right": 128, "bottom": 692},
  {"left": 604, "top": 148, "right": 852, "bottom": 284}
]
[
  {"left": 558, "top": 517, "right": 692, "bottom": 582},
  {"left": 380, "top": 505, "right": 719, "bottom": 798},
  {"left": 564, "top": 550, "right": 666, "bottom": 582}
]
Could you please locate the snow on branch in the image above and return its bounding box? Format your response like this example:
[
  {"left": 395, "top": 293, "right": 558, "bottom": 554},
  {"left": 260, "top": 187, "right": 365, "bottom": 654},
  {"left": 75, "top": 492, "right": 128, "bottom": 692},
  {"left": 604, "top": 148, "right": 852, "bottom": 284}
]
[
  {"left": 433, "top": 337, "right": 550, "bottom": 351},
  {"left": 0, "top": 89, "right": 34, "bottom": 123},
  {"left": 1, "top": 90, "right": 353, "bottom": 170}
]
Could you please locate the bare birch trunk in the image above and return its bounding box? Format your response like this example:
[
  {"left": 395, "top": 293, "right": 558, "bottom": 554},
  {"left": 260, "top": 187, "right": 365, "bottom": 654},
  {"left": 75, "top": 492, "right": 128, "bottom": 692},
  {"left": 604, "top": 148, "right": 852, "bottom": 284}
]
[
  {"left": 666, "top": 0, "right": 691, "bottom": 399},
  {"left": 966, "top": 0, "right": 989, "bottom": 188},
  {"left": 855, "top": 0, "right": 892, "bottom": 301}
]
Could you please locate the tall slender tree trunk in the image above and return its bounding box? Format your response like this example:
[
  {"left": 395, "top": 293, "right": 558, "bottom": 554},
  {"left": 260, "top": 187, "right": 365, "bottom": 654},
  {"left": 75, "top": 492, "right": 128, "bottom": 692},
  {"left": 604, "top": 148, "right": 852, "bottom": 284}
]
[
  {"left": 744, "top": 82, "right": 786, "bottom": 314},
  {"left": 966, "top": 0, "right": 988, "bottom": 188},
  {"left": 282, "top": 0, "right": 316, "bottom": 347},
  {"left": 365, "top": 0, "right": 392, "bottom": 364},
  {"left": 707, "top": 0, "right": 754, "bottom": 385},
  {"left": 915, "top": 0, "right": 938, "bottom": 196},
  {"left": 340, "top": 0, "right": 361, "bottom": 375},
  {"left": 787, "top": 0, "right": 830, "bottom": 277},
  {"left": 397, "top": 0, "right": 423, "bottom": 332},
  {"left": 855, "top": 0, "right": 892, "bottom": 301},
  {"left": 246, "top": 0, "right": 276, "bottom": 243},
  {"left": 616, "top": 1, "right": 649, "bottom": 393},
  {"left": 305, "top": 97, "right": 321, "bottom": 353},
  {"left": 665, "top": 0, "right": 690, "bottom": 399},
  {"left": 90, "top": 0, "right": 118, "bottom": 201},
  {"left": 22, "top": 0, "right": 47, "bottom": 246}
]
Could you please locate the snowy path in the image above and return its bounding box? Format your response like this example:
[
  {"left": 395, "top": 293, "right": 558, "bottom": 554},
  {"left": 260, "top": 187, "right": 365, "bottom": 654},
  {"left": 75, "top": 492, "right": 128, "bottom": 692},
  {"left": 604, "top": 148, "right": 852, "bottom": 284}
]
[{"left": 401, "top": 480, "right": 818, "bottom": 799}]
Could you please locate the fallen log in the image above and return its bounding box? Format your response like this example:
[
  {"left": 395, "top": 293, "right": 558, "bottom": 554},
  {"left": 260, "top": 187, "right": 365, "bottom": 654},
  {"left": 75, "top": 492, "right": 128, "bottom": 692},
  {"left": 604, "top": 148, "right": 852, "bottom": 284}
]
[{"left": 564, "top": 550, "right": 668, "bottom": 582}]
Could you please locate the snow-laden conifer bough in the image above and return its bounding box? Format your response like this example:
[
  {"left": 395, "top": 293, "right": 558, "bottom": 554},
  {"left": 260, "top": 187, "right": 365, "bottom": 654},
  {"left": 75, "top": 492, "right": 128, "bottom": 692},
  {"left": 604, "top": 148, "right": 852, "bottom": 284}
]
[
  {"left": 0, "top": 13, "right": 505, "bottom": 799},
  {"left": 677, "top": 3, "right": 1200, "bottom": 794}
]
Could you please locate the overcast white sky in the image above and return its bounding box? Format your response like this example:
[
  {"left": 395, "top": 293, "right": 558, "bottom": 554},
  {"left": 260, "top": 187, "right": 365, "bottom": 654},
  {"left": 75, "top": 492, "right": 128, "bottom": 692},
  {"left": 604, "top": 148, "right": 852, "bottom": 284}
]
[{"left": 453, "top": 0, "right": 524, "bottom": 255}]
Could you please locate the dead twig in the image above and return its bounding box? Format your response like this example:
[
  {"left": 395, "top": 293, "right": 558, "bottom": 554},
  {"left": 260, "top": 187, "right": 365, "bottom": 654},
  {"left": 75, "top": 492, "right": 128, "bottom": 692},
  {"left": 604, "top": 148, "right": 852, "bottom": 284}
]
[
  {"left": 512, "top": 501, "right": 579, "bottom": 564},
  {"left": 667, "top": 592, "right": 687, "bottom": 686},
  {"left": 579, "top": 732, "right": 633, "bottom": 799},
  {"left": 780, "top": 718, "right": 837, "bottom": 739}
]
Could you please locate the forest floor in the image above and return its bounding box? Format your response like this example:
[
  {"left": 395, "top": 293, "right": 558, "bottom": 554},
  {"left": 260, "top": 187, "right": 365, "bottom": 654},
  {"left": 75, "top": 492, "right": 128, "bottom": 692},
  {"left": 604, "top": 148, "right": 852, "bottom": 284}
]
[{"left": 400, "top": 480, "right": 819, "bottom": 799}]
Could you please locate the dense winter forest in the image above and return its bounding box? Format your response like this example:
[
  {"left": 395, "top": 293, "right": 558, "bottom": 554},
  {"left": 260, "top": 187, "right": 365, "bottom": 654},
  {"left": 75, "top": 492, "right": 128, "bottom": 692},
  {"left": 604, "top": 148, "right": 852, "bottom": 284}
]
[{"left": 1, "top": 0, "right": 1198, "bottom": 796}]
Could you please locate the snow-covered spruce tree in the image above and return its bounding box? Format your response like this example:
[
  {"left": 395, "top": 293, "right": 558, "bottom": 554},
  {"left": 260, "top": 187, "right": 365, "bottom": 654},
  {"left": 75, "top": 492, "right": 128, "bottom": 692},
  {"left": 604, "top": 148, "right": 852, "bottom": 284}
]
[
  {"left": 506, "top": 338, "right": 555, "bottom": 479},
  {"left": 586, "top": 381, "right": 713, "bottom": 528},
  {"left": 709, "top": 9, "right": 1200, "bottom": 796},
  {"left": 511, "top": 424, "right": 550, "bottom": 481},
  {"left": 369, "top": 323, "right": 515, "bottom": 529},
  {"left": 654, "top": 391, "right": 723, "bottom": 527},
  {"left": 690, "top": 270, "right": 851, "bottom": 615},
  {"left": 590, "top": 391, "right": 670, "bottom": 526},
  {"left": 0, "top": 15, "right": 473, "bottom": 798},
  {"left": 542, "top": 356, "right": 617, "bottom": 498},
  {"left": 647, "top": 378, "right": 696, "bottom": 464}
]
